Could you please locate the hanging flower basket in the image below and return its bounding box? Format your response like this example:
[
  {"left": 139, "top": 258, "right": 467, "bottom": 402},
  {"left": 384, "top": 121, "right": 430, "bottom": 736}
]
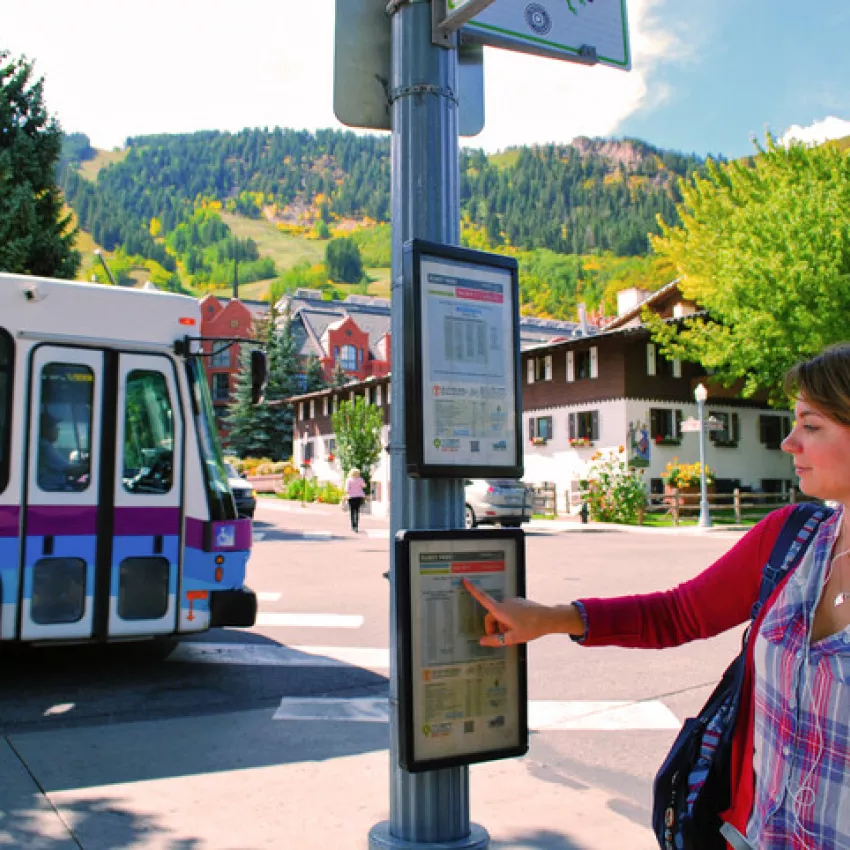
[{"left": 327, "top": 453, "right": 335, "bottom": 462}]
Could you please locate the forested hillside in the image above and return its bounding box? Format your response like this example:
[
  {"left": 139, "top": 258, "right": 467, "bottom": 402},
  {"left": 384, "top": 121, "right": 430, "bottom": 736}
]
[{"left": 58, "top": 127, "right": 705, "bottom": 317}]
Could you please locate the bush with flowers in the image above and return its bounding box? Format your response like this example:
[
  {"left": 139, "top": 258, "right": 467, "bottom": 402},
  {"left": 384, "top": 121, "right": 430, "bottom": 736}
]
[
  {"left": 579, "top": 447, "right": 647, "bottom": 524},
  {"left": 662, "top": 459, "right": 715, "bottom": 489}
]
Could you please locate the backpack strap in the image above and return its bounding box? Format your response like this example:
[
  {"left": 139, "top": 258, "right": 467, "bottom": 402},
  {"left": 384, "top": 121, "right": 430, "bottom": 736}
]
[{"left": 751, "top": 502, "right": 833, "bottom": 619}]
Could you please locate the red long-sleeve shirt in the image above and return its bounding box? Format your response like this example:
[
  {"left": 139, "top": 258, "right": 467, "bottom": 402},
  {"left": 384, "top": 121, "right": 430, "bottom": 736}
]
[{"left": 577, "top": 505, "right": 795, "bottom": 845}]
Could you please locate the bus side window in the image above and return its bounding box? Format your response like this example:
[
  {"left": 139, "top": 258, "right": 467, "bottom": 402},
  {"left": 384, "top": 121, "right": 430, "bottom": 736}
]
[
  {"left": 0, "top": 329, "right": 11, "bottom": 493},
  {"left": 123, "top": 371, "right": 174, "bottom": 495},
  {"left": 38, "top": 364, "right": 93, "bottom": 493}
]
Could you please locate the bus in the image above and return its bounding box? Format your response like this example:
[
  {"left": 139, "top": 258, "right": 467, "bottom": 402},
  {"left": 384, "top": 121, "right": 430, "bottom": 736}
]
[{"left": 0, "top": 273, "right": 261, "bottom": 647}]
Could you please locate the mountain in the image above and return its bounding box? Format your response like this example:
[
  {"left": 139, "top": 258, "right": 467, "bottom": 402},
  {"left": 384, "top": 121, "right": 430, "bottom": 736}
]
[{"left": 57, "top": 128, "right": 706, "bottom": 317}]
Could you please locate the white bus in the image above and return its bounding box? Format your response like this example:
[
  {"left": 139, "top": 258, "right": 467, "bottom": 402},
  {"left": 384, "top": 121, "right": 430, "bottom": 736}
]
[{"left": 0, "top": 273, "right": 261, "bottom": 646}]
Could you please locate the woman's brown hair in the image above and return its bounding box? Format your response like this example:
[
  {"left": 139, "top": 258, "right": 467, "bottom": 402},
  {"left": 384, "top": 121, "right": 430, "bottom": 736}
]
[{"left": 784, "top": 343, "right": 850, "bottom": 427}]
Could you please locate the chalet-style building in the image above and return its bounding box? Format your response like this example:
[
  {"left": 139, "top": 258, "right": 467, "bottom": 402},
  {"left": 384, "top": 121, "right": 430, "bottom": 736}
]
[
  {"left": 292, "top": 375, "right": 393, "bottom": 517},
  {"left": 289, "top": 283, "right": 794, "bottom": 516},
  {"left": 522, "top": 283, "right": 793, "bottom": 511}
]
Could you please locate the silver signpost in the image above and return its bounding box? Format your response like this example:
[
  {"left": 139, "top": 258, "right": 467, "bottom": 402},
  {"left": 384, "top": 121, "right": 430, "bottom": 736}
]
[{"left": 328, "top": 0, "right": 634, "bottom": 846}]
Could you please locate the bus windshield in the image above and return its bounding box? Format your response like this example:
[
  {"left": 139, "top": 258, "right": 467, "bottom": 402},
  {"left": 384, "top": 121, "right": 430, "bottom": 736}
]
[{"left": 186, "top": 357, "right": 236, "bottom": 521}]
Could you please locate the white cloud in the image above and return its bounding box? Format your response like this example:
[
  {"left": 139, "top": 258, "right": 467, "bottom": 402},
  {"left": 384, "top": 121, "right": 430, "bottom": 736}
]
[
  {"left": 781, "top": 116, "right": 850, "bottom": 147},
  {"left": 4, "top": 0, "right": 679, "bottom": 152}
]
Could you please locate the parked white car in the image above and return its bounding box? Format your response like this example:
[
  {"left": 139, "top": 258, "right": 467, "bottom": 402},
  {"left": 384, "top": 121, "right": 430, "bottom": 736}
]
[
  {"left": 464, "top": 479, "right": 533, "bottom": 529},
  {"left": 224, "top": 463, "right": 257, "bottom": 519}
]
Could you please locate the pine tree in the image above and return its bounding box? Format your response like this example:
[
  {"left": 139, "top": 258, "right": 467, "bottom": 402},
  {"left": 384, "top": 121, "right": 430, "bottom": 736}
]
[
  {"left": 304, "top": 354, "right": 327, "bottom": 392},
  {"left": 331, "top": 361, "right": 348, "bottom": 387},
  {"left": 0, "top": 50, "right": 80, "bottom": 278},
  {"left": 225, "top": 306, "right": 299, "bottom": 460},
  {"left": 224, "top": 344, "right": 269, "bottom": 458}
]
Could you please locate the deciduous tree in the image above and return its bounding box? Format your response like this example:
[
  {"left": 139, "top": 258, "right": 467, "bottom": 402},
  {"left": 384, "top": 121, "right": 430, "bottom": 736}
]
[
  {"left": 325, "top": 237, "right": 364, "bottom": 284},
  {"left": 331, "top": 396, "right": 382, "bottom": 489},
  {"left": 649, "top": 136, "right": 850, "bottom": 402}
]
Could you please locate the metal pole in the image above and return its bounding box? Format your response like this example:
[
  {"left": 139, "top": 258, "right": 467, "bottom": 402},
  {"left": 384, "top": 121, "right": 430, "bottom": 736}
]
[
  {"left": 94, "top": 249, "right": 118, "bottom": 287},
  {"left": 697, "top": 397, "right": 712, "bottom": 528},
  {"left": 369, "top": 1, "right": 488, "bottom": 847}
]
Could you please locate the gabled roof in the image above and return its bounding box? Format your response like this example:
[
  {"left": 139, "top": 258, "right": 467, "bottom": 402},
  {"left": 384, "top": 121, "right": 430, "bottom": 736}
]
[{"left": 601, "top": 279, "right": 685, "bottom": 331}]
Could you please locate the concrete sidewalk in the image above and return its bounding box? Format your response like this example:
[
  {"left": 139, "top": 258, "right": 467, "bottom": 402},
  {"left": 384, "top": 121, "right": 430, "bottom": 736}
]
[
  {"left": 1, "top": 707, "right": 657, "bottom": 850},
  {"left": 257, "top": 496, "right": 751, "bottom": 538}
]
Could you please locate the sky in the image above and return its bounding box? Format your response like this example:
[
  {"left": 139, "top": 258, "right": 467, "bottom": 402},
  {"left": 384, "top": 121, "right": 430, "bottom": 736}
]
[{"left": 4, "top": 0, "right": 850, "bottom": 160}]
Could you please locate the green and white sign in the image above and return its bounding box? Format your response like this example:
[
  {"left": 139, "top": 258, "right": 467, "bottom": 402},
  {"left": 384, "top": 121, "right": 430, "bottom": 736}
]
[{"left": 453, "top": 0, "right": 631, "bottom": 70}]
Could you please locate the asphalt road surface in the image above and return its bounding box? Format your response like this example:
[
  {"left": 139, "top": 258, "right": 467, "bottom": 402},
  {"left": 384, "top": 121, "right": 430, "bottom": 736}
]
[{"left": 0, "top": 498, "right": 750, "bottom": 849}]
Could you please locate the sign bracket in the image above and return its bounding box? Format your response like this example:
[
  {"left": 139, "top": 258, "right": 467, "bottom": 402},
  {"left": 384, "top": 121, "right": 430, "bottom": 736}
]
[{"left": 432, "top": 0, "right": 498, "bottom": 47}]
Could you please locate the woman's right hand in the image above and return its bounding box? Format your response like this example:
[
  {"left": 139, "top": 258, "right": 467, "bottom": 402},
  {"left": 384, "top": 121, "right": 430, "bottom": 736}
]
[{"left": 462, "top": 578, "right": 581, "bottom": 646}]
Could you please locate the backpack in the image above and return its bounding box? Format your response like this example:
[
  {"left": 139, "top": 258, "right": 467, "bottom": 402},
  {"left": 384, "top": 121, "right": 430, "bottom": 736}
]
[{"left": 652, "top": 502, "right": 832, "bottom": 850}]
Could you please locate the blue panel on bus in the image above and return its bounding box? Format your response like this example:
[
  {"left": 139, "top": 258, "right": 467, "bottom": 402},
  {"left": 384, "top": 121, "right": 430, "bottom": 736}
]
[
  {"left": 111, "top": 535, "right": 180, "bottom": 596},
  {"left": 0, "top": 537, "right": 20, "bottom": 608},
  {"left": 182, "top": 547, "right": 249, "bottom": 590},
  {"left": 22, "top": 535, "right": 97, "bottom": 601}
]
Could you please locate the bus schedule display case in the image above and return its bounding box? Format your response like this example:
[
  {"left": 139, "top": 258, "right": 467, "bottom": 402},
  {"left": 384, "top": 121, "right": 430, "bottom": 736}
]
[
  {"left": 403, "top": 239, "right": 522, "bottom": 479},
  {"left": 395, "top": 528, "right": 528, "bottom": 773}
]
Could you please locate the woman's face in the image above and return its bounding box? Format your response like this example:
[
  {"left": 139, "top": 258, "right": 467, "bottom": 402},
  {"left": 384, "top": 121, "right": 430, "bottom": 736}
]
[{"left": 782, "top": 395, "right": 850, "bottom": 504}]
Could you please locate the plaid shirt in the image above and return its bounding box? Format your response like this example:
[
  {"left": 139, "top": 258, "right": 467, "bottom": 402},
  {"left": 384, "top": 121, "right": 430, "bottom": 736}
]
[{"left": 748, "top": 507, "right": 850, "bottom": 849}]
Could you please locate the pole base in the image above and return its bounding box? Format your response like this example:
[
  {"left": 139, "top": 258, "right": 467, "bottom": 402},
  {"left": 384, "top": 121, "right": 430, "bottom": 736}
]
[{"left": 369, "top": 822, "right": 489, "bottom": 850}]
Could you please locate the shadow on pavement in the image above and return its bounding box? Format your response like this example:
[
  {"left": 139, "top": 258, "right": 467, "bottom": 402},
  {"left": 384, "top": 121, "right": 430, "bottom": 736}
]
[
  {"left": 0, "top": 632, "right": 390, "bottom": 791},
  {"left": 0, "top": 791, "right": 202, "bottom": 849},
  {"left": 491, "top": 830, "right": 589, "bottom": 849}
]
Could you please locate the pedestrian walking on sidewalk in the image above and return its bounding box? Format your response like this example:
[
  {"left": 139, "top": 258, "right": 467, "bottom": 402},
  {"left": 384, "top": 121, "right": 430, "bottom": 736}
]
[
  {"left": 465, "top": 343, "right": 850, "bottom": 850},
  {"left": 345, "top": 468, "right": 367, "bottom": 532}
]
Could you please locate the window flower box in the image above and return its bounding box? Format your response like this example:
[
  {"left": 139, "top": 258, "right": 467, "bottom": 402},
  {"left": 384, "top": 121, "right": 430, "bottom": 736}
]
[
  {"left": 530, "top": 436, "right": 548, "bottom": 446},
  {"left": 568, "top": 437, "right": 593, "bottom": 448},
  {"left": 712, "top": 439, "right": 738, "bottom": 449},
  {"left": 654, "top": 436, "right": 681, "bottom": 447}
]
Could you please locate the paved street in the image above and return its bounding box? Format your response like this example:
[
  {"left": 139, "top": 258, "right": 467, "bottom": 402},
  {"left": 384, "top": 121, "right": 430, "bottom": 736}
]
[{"left": 0, "top": 498, "right": 751, "bottom": 849}]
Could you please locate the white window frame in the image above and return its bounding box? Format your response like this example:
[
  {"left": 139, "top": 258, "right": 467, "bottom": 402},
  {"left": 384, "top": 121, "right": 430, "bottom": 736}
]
[{"left": 647, "top": 343, "right": 657, "bottom": 376}]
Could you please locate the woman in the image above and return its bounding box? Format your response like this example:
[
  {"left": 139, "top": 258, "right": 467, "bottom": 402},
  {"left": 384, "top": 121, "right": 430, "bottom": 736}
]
[
  {"left": 345, "top": 468, "right": 367, "bottom": 533},
  {"left": 465, "top": 343, "right": 850, "bottom": 849}
]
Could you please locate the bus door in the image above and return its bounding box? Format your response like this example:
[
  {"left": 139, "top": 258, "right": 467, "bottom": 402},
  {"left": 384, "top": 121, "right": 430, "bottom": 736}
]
[
  {"left": 22, "top": 348, "right": 183, "bottom": 641},
  {"left": 110, "top": 354, "right": 183, "bottom": 637},
  {"left": 22, "top": 347, "right": 102, "bottom": 641}
]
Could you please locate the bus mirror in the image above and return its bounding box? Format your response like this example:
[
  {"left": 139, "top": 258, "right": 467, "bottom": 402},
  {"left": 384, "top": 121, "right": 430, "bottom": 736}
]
[{"left": 250, "top": 350, "right": 267, "bottom": 404}]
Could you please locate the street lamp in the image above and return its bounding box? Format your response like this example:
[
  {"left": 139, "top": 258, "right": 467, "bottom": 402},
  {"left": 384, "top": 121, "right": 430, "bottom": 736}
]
[{"left": 694, "top": 383, "right": 712, "bottom": 528}]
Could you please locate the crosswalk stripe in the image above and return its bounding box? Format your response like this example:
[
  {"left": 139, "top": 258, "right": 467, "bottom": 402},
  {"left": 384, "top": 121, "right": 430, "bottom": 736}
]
[
  {"left": 256, "top": 591, "right": 282, "bottom": 603},
  {"left": 255, "top": 612, "right": 364, "bottom": 628},
  {"left": 168, "top": 643, "right": 681, "bottom": 730},
  {"left": 272, "top": 696, "right": 681, "bottom": 731}
]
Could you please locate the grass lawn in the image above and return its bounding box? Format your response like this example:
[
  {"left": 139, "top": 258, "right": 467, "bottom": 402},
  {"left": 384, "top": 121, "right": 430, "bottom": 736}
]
[
  {"left": 220, "top": 212, "right": 326, "bottom": 269},
  {"left": 637, "top": 509, "right": 768, "bottom": 528},
  {"left": 217, "top": 212, "right": 392, "bottom": 300}
]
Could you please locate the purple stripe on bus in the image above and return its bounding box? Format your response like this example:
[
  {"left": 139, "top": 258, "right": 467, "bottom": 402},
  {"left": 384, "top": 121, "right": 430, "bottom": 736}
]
[
  {"left": 186, "top": 517, "right": 252, "bottom": 552},
  {"left": 26, "top": 505, "right": 98, "bottom": 536},
  {"left": 114, "top": 506, "right": 180, "bottom": 536},
  {"left": 0, "top": 505, "right": 20, "bottom": 537}
]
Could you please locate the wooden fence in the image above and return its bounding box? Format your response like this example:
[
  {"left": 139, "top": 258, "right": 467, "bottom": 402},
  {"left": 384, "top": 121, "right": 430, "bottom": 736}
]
[
  {"left": 530, "top": 482, "right": 557, "bottom": 516},
  {"left": 649, "top": 487, "right": 802, "bottom": 526}
]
